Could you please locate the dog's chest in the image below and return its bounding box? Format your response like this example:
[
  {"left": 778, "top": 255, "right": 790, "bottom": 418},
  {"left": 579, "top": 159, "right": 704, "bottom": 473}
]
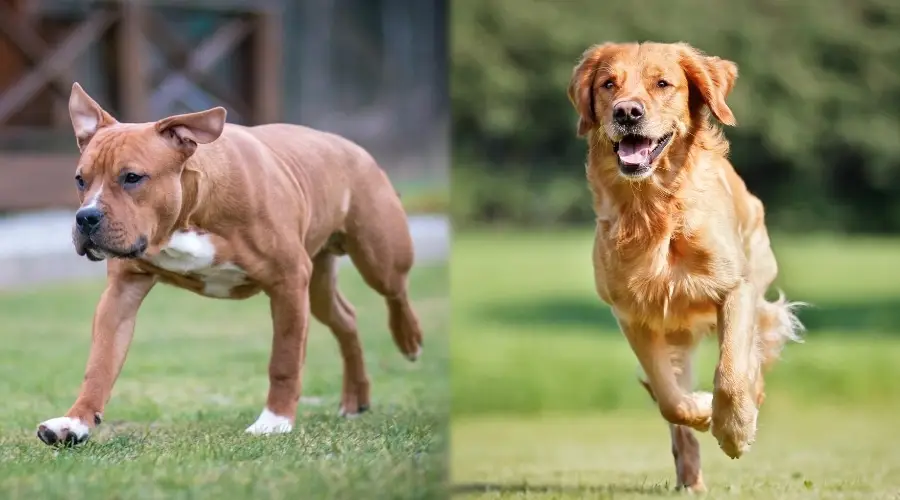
[
  {"left": 598, "top": 233, "right": 728, "bottom": 331},
  {"left": 145, "top": 230, "right": 249, "bottom": 298}
]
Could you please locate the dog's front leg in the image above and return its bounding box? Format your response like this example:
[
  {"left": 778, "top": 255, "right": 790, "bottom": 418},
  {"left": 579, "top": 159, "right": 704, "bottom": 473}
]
[
  {"left": 246, "top": 260, "right": 312, "bottom": 435},
  {"left": 712, "top": 280, "right": 760, "bottom": 459},
  {"left": 620, "top": 320, "right": 712, "bottom": 432},
  {"left": 37, "top": 271, "right": 156, "bottom": 446}
]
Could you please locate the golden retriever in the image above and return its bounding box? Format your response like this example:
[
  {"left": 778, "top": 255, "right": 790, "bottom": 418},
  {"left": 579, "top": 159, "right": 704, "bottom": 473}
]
[{"left": 567, "top": 41, "right": 805, "bottom": 492}]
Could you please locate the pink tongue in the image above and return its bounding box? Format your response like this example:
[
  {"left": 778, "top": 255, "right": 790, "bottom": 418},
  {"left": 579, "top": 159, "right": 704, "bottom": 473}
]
[{"left": 617, "top": 137, "right": 653, "bottom": 165}]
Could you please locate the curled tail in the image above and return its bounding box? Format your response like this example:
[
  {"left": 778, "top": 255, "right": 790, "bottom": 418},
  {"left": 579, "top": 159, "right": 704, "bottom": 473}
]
[{"left": 757, "top": 290, "right": 807, "bottom": 370}]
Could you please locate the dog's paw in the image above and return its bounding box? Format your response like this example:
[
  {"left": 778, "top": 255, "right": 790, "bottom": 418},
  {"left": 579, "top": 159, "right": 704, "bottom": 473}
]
[
  {"left": 338, "top": 403, "right": 370, "bottom": 419},
  {"left": 406, "top": 344, "right": 423, "bottom": 362},
  {"left": 245, "top": 408, "right": 293, "bottom": 435},
  {"left": 678, "top": 480, "right": 707, "bottom": 495},
  {"left": 711, "top": 391, "right": 758, "bottom": 459},
  {"left": 36, "top": 417, "right": 90, "bottom": 447},
  {"left": 690, "top": 392, "right": 714, "bottom": 433}
]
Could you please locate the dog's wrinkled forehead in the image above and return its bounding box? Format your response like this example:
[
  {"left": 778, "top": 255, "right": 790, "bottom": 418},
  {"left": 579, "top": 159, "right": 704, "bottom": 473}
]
[{"left": 77, "top": 124, "right": 171, "bottom": 177}]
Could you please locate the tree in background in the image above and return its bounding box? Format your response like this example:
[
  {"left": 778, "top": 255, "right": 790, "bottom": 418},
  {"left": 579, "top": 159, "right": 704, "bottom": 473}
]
[{"left": 452, "top": 0, "right": 900, "bottom": 233}]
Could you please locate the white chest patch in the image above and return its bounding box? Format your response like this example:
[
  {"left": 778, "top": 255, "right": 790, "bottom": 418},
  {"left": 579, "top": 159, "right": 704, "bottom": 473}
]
[{"left": 147, "top": 230, "right": 248, "bottom": 298}]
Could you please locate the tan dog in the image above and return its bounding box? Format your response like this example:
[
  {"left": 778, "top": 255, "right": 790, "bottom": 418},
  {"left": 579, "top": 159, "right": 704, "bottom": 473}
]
[
  {"left": 567, "top": 42, "right": 804, "bottom": 491},
  {"left": 36, "top": 83, "right": 423, "bottom": 446}
]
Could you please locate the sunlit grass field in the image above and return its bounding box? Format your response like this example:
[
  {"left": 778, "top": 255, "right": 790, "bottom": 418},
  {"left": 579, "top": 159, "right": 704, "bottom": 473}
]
[
  {"left": 451, "top": 230, "right": 900, "bottom": 499},
  {"left": 0, "top": 262, "right": 448, "bottom": 500}
]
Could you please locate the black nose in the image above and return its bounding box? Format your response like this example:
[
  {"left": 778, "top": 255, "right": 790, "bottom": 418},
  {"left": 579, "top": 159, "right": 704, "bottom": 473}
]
[
  {"left": 613, "top": 100, "right": 645, "bottom": 125},
  {"left": 75, "top": 206, "right": 104, "bottom": 234}
]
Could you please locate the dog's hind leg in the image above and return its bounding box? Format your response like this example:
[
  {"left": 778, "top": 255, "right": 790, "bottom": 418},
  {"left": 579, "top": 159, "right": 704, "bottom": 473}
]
[
  {"left": 638, "top": 341, "right": 706, "bottom": 493},
  {"left": 345, "top": 193, "right": 423, "bottom": 361},
  {"left": 309, "top": 252, "right": 371, "bottom": 416}
]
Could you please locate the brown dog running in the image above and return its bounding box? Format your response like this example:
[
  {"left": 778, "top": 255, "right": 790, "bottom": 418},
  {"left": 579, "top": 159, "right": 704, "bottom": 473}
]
[
  {"left": 567, "top": 42, "right": 805, "bottom": 491},
  {"left": 36, "top": 83, "right": 423, "bottom": 446}
]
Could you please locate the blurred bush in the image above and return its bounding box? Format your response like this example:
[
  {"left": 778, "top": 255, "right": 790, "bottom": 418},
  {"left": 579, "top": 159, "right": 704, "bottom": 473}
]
[{"left": 451, "top": 0, "right": 900, "bottom": 232}]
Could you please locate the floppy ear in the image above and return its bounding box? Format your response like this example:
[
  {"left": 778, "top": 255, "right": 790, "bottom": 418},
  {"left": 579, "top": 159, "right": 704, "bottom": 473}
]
[
  {"left": 69, "top": 82, "right": 118, "bottom": 151},
  {"left": 155, "top": 107, "right": 227, "bottom": 154},
  {"left": 676, "top": 44, "right": 738, "bottom": 126},
  {"left": 568, "top": 44, "right": 617, "bottom": 137}
]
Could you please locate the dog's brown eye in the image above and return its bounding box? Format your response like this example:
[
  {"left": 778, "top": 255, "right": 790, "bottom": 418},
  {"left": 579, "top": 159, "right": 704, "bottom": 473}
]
[
  {"left": 657, "top": 80, "right": 670, "bottom": 88},
  {"left": 122, "top": 173, "right": 145, "bottom": 186},
  {"left": 75, "top": 175, "right": 85, "bottom": 190},
  {"left": 603, "top": 80, "right": 615, "bottom": 90}
]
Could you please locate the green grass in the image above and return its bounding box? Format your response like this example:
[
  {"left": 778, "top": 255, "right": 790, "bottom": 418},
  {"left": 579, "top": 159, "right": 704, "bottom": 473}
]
[
  {"left": 395, "top": 180, "right": 450, "bottom": 215},
  {"left": 0, "top": 263, "right": 449, "bottom": 500},
  {"left": 452, "top": 405, "right": 900, "bottom": 499},
  {"left": 450, "top": 229, "right": 900, "bottom": 499}
]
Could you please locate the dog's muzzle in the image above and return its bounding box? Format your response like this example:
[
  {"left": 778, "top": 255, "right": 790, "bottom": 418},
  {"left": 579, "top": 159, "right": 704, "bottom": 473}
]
[{"left": 74, "top": 206, "right": 104, "bottom": 236}]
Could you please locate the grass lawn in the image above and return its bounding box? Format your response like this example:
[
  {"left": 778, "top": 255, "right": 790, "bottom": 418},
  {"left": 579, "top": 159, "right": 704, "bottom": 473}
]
[
  {"left": 0, "top": 262, "right": 448, "bottom": 500},
  {"left": 396, "top": 179, "right": 450, "bottom": 216},
  {"left": 451, "top": 230, "right": 900, "bottom": 499}
]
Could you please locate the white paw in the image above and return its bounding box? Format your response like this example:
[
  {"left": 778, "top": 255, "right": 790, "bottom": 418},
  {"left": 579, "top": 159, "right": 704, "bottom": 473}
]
[
  {"left": 693, "top": 391, "right": 714, "bottom": 411},
  {"left": 338, "top": 403, "right": 370, "bottom": 419},
  {"left": 245, "top": 408, "right": 293, "bottom": 435},
  {"left": 37, "top": 416, "right": 90, "bottom": 446},
  {"left": 406, "top": 345, "right": 423, "bottom": 362},
  {"left": 691, "top": 391, "right": 714, "bottom": 432}
]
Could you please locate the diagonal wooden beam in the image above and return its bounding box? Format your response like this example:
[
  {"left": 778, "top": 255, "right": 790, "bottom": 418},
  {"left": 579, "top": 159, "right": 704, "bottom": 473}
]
[
  {"left": 144, "top": 13, "right": 251, "bottom": 117},
  {"left": 0, "top": 2, "right": 74, "bottom": 102},
  {"left": 0, "top": 10, "right": 117, "bottom": 124}
]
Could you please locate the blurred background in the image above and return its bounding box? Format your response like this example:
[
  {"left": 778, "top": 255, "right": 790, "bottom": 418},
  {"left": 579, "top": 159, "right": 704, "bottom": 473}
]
[
  {"left": 0, "top": 1, "right": 450, "bottom": 498},
  {"left": 450, "top": 1, "right": 900, "bottom": 498},
  {"left": 0, "top": 0, "right": 449, "bottom": 289}
]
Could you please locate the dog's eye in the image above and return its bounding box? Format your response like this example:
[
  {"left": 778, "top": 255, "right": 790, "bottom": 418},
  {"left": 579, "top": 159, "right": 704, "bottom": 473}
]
[
  {"left": 657, "top": 80, "right": 670, "bottom": 88},
  {"left": 603, "top": 80, "right": 615, "bottom": 90},
  {"left": 75, "top": 174, "right": 85, "bottom": 190},
  {"left": 122, "top": 173, "right": 145, "bottom": 186}
]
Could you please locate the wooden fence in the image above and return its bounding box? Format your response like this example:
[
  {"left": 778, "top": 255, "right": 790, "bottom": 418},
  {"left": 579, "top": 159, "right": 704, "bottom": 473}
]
[
  {"left": 0, "top": 0, "right": 282, "bottom": 211},
  {"left": 0, "top": 0, "right": 449, "bottom": 213}
]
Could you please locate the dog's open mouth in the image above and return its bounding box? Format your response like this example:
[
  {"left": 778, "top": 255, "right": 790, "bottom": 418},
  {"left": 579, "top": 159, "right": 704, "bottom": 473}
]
[{"left": 612, "top": 133, "right": 673, "bottom": 176}]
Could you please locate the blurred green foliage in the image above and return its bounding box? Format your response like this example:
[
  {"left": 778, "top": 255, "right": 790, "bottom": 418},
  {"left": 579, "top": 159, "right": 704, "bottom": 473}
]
[{"left": 452, "top": 0, "right": 900, "bottom": 232}]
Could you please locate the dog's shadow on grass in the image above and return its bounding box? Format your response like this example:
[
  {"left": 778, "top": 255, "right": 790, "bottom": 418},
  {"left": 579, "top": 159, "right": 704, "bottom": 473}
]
[
  {"left": 474, "top": 295, "right": 621, "bottom": 336},
  {"left": 475, "top": 295, "right": 900, "bottom": 336},
  {"left": 452, "top": 482, "right": 674, "bottom": 497}
]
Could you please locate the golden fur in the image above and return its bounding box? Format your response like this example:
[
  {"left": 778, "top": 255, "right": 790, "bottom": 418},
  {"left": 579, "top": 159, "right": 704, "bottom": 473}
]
[{"left": 568, "top": 42, "right": 804, "bottom": 492}]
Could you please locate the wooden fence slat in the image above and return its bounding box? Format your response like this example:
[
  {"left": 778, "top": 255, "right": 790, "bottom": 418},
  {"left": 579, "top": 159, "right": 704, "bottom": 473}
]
[
  {"left": 148, "top": 16, "right": 251, "bottom": 117},
  {"left": 117, "top": 1, "right": 148, "bottom": 122},
  {"left": 0, "top": 154, "right": 78, "bottom": 211},
  {"left": 0, "top": 10, "right": 117, "bottom": 124},
  {"left": 252, "top": 8, "right": 282, "bottom": 124},
  {"left": 0, "top": 2, "right": 73, "bottom": 101}
]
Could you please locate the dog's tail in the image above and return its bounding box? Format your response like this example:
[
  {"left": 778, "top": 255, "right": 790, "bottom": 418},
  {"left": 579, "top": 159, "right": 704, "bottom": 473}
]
[{"left": 756, "top": 290, "right": 807, "bottom": 370}]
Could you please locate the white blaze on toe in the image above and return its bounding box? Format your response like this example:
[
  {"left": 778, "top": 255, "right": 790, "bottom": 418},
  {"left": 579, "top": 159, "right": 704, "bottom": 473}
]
[
  {"left": 407, "top": 345, "right": 423, "bottom": 362},
  {"left": 38, "top": 416, "right": 89, "bottom": 443},
  {"left": 338, "top": 407, "right": 360, "bottom": 419},
  {"left": 245, "top": 408, "right": 293, "bottom": 435}
]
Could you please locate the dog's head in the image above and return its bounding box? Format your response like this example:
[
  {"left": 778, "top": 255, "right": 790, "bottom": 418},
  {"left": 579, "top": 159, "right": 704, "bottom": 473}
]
[
  {"left": 68, "top": 83, "right": 226, "bottom": 261},
  {"left": 568, "top": 42, "right": 738, "bottom": 180}
]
